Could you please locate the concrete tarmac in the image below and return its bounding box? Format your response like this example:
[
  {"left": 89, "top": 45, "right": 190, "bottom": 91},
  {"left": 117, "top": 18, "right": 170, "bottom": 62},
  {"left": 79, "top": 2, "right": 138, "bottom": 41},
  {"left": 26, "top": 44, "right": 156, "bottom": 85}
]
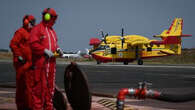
[{"left": 0, "top": 61, "right": 195, "bottom": 110}]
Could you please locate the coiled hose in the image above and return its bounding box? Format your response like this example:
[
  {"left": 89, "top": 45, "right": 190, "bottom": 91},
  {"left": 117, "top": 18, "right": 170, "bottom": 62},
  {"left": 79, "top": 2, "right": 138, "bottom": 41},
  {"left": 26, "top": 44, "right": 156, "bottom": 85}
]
[{"left": 156, "top": 92, "right": 195, "bottom": 102}]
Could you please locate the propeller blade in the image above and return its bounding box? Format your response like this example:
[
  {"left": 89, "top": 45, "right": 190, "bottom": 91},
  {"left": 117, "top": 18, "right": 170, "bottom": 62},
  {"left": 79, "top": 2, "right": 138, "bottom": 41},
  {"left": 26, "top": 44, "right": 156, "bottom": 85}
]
[
  {"left": 122, "top": 28, "right": 124, "bottom": 37},
  {"left": 101, "top": 31, "right": 104, "bottom": 38},
  {"left": 121, "top": 28, "right": 124, "bottom": 48},
  {"left": 104, "top": 33, "right": 108, "bottom": 44},
  {"left": 100, "top": 31, "right": 105, "bottom": 43},
  {"left": 105, "top": 33, "right": 108, "bottom": 37}
]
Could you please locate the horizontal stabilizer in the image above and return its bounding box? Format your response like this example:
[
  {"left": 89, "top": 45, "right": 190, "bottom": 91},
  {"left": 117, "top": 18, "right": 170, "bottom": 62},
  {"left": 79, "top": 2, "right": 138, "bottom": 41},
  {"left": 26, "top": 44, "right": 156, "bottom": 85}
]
[
  {"left": 181, "top": 34, "right": 192, "bottom": 37},
  {"left": 153, "top": 34, "right": 192, "bottom": 37}
]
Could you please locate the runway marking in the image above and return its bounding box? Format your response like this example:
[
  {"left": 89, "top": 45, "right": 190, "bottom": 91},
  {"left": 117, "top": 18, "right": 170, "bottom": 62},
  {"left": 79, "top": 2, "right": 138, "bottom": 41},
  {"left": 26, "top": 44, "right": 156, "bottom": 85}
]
[
  {"left": 97, "top": 99, "right": 117, "bottom": 110},
  {"left": 92, "top": 64, "right": 195, "bottom": 69},
  {"left": 180, "top": 75, "right": 195, "bottom": 79},
  {"left": 0, "top": 90, "right": 15, "bottom": 94},
  {"left": 191, "top": 75, "right": 195, "bottom": 78},
  {"left": 57, "top": 62, "right": 195, "bottom": 69},
  {"left": 97, "top": 99, "right": 134, "bottom": 110}
]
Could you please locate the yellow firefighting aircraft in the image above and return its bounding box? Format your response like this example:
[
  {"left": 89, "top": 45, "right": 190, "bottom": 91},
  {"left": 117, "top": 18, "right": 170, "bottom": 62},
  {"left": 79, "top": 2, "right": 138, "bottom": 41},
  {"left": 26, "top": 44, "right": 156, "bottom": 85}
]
[{"left": 89, "top": 18, "right": 192, "bottom": 65}]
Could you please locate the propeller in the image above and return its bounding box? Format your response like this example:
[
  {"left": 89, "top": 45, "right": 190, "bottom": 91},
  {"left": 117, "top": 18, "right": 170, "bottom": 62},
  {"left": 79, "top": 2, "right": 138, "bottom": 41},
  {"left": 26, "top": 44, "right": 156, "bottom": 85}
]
[
  {"left": 121, "top": 28, "right": 125, "bottom": 48},
  {"left": 101, "top": 31, "right": 104, "bottom": 40},
  {"left": 100, "top": 31, "right": 108, "bottom": 44}
]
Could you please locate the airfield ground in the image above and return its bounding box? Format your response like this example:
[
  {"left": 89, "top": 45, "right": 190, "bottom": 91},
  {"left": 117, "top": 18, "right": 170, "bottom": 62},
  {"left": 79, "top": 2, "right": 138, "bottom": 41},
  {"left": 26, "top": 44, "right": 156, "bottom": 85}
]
[
  {"left": 0, "top": 49, "right": 194, "bottom": 110},
  {"left": 0, "top": 61, "right": 195, "bottom": 110}
]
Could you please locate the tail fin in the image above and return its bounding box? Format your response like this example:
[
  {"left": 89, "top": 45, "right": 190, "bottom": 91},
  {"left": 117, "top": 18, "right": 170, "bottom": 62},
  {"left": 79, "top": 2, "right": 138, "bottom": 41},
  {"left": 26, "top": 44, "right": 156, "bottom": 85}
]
[
  {"left": 77, "top": 51, "right": 81, "bottom": 55},
  {"left": 85, "top": 48, "right": 89, "bottom": 55},
  {"left": 154, "top": 18, "right": 183, "bottom": 37},
  {"left": 166, "top": 18, "right": 183, "bottom": 36},
  {"left": 154, "top": 18, "right": 191, "bottom": 55}
]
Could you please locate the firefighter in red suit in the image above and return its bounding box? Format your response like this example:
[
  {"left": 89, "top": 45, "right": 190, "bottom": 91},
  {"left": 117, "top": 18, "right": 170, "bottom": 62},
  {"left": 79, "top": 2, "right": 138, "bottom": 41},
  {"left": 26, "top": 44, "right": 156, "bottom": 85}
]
[
  {"left": 29, "top": 8, "right": 63, "bottom": 110},
  {"left": 10, "top": 15, "right": 36, "bottom": 110}
]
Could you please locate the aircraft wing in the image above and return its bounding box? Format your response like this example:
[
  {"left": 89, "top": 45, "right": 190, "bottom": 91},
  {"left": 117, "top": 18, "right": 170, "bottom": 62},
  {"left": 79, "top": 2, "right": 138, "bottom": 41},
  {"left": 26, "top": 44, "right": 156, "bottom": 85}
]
[
  {"left": 124, "top": 35, "right": 150, "bottom": 46},
  {"left": 105, "top": 36, "right": 121, "bottom": 44}
]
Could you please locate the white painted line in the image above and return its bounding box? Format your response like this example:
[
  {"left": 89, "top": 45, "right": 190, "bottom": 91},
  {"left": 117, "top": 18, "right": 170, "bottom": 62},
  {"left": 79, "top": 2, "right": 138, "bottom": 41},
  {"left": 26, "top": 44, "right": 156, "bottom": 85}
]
[
  {"left": 0, "top": 91, "right": 15, "bottom": 94},
  {"left": 181, "top": 75, "right": 195, "bottom": 78},
  {"left": 93, "top": 64, "right": 195, "bottom": 69},
  {"left": 56, "top": 61, "right": 195, "bottom": 69}
]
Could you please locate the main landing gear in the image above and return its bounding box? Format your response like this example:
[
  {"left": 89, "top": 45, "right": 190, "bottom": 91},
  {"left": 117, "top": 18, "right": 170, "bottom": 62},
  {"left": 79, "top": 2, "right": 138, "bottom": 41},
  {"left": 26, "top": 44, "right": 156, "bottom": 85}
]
[
  {"left": 97, "top": 60, "right": 101, "bottom": 64},
  {"left": 137, "top": 58, "right": 143, "bottom": 65},
  {"left": 123, "top": 61, "right": 128, "bottom": 65},
  {"left": 135, "top": 46, "right": 143, "bottom": 65}
]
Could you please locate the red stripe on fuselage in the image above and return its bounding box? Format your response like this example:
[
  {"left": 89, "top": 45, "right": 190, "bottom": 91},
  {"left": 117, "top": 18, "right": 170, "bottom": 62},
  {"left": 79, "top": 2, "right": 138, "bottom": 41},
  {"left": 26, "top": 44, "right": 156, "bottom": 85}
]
[{"left": 91, "top": 54, "right": 134, "bottom": 63}]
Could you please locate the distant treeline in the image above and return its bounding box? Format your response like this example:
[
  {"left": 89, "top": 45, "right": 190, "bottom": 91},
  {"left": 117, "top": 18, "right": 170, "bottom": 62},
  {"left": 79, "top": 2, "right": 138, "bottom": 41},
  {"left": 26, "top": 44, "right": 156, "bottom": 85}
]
[
  {"left": 182, "top": 48, "right": 195, "bottom": 51},
  {"left": 0, "top": 49, "right": 9, "bottom": 52},
  {"left": 144, "top": 48, "right": 195, "bottom": 64}
]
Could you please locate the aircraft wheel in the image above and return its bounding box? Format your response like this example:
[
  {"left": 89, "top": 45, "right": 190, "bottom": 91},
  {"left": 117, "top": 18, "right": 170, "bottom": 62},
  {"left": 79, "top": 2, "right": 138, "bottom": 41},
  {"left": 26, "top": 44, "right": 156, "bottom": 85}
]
[
  {"left": 97, "top": 61, "right": 101, "bottom": 64},
  {"left": 138, "top": 59, "right": 143, "bottom": 65},
  {"left": 123, "top": 61, "right": 128, "bottom": 65}
]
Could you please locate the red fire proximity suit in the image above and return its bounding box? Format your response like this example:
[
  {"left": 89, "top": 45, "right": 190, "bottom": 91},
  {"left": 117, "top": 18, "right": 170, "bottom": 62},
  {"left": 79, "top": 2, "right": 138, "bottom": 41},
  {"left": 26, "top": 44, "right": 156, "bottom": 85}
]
[
  {"left": 10, "top": 15, "right": 35, "bottom": 110},
  {"left": 29, "top": 8, "right": 59, "bottom": 110}
]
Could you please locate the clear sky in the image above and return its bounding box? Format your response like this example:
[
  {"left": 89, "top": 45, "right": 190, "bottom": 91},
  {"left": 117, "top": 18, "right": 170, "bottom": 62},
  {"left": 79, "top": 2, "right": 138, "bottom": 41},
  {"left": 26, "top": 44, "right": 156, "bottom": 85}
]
[{"left": 1, "top": 0, "right": 195, "bottom": 52}]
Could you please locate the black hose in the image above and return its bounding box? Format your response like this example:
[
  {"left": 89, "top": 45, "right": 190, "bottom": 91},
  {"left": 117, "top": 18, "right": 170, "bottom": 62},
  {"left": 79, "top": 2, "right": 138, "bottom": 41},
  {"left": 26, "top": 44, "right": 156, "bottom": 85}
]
[{"left": 156, "top": 92, "right": 195, "bottom": 102}]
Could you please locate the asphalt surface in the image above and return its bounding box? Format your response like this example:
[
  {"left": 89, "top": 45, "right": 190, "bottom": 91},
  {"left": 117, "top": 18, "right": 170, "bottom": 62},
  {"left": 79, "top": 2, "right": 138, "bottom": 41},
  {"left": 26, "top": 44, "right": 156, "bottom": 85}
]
[{"left": 0, "top": 61, "right": 195, "bottom": 110}]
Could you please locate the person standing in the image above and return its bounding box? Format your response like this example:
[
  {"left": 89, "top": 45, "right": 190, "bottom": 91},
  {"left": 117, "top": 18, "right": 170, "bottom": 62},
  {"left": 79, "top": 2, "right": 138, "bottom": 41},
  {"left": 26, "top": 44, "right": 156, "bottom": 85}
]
[
  {"left": 10, "top": 15, "right": 36, "bottom": 110},
  {"left": 29, "top": 8, "right": 63, "bottom": 110}
]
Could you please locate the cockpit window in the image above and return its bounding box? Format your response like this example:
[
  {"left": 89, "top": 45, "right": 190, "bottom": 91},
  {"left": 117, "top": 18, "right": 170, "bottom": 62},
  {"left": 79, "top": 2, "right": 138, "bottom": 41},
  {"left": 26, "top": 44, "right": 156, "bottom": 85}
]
[
  {"left": 96, "top": 45, "right": 110, "bottom": 50},
  {"left": 105, "top": 45, "right": 110, "bottom": 49}
]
